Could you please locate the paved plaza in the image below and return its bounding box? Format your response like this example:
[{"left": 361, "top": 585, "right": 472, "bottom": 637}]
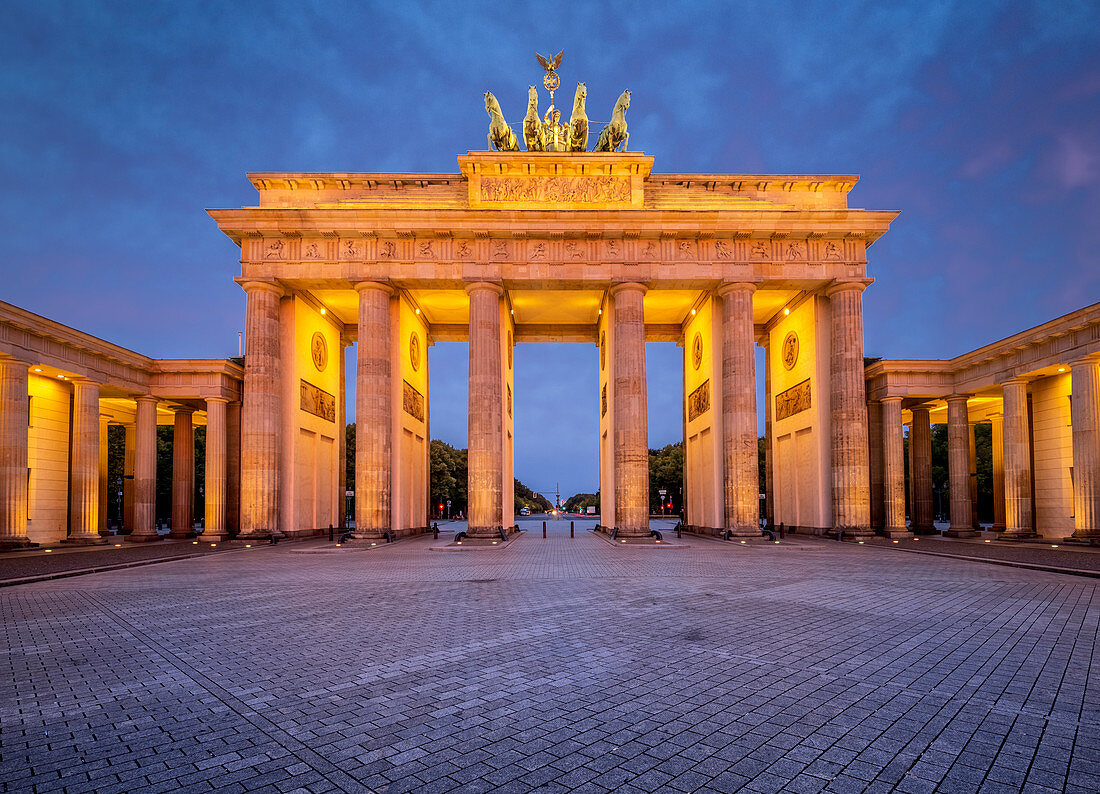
[{"left": 2, "top": 525, "right": 1099, "bottom": 794}]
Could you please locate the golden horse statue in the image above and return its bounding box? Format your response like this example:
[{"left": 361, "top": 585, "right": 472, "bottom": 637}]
[
  {"left": 522, "top": 86, "right": 546, "bottom": 151},
  {"left": 484, "top": 91, "right": 519, "bottom": 152},
  {"left": 594, "top": 89, "right": 631, "bottom": 152},
  {"left": 567, "top": 83, "right": 588, "bottom": 152}
]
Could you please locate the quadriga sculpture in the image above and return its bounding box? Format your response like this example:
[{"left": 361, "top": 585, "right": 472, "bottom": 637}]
[
  {"left": 594, "top": 89, "right": 631, "bottom": 153},
  {"left": 484, "top": 91, "right": 519, "bottom": 152},
  {"left": 567, "top": 83, "right": 588, "bottom": 152},
  {"left": 522, "top": 86, "right": 546, "bottom": 151}
]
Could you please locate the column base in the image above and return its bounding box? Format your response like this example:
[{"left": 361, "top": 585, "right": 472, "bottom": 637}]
[
  {"left": 0, "top": 538, "right": 39, "bottom": 551},
  {"left": 1063, "top": 534, "right": 1100, "bottom": 546},
  {"left": 464, "top": 526, "right": 503, "bottom": 540},
  {"left": 168, "top": 530, "right": 196, "bottom": 540},
  {"left": 723, "top": 526, "right": 763, "bottom": 538},
  {"left": 944, "top": 526, "right": 980, "bottom": 538},
  {"left": 827, "top": 527, "right": 875, "bottom": 540},
  {"left": 199, "top": 532, "right": 232, "bottom": 542},
  {"left": 62, "top": 535, "right": 108, "bottom": 546},
  {"left": 125, "top": 532, "right": 164, "bottom": 543},
  {"left": 910, "top": 524, "right": 939, "bottom": 535},
  {"left": 990, "top": 524, "right": 1006, "bottom": 533},
  {"left": 236, "top": 530, "right": 287, "bottom": 542},
  {"left": 882, "top": 528, "right": 914, "bottom": 539},
  {"left": 1000, "top": 531, "right": 1039, "bottom": 541}
]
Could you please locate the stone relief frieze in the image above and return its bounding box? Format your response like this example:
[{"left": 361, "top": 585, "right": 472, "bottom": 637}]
[
  {"left": 750, "top": 241, "right": 770, "bottom": 259},
  {"left": 265, "top": 239, "right": 285, "bottom": 259},
  {"left": 378, "top": 240, "right": 397, "bottom": 259},
  {"left": 714, "top": 240, "right": 734, "bottom": 260},
  {"left": 417, "top": 240, "right": 435, "bottom": 258},
  {"left": 300, "top": 380, "right": 336, "bottom": 423},
  {"left": 529, "top": 241, "right": 547, "bottom": 260},
  {"left": 688, "top": 379, "right": 711, "bottom": 422},
  {"left": 303, "top": 242, "right": 321, "bottom": 259},
  {"left": 455, "top": 240, "right": 473, "bottom": 258},
  {"left": 491, "top": 240, "right": 510, "bottom": 259},
  {"left": 342, "top": 239, "right": 363, "bottom": 259},
  {"left": 775, "top": 379, "right": 811, "bottom": 421},
  {"left": 402, "top": 380, "right": 425, "bottom": 422},
  {"left": 564, "top": 241, "right": 583, "bottom": 259},
  {"left": 641, "top": 240, "right": 659, "bottom": 260},
  {"left": 678, "top": 240, "right": 696, "bottom": 260},
  {"left": 823, "top": 241, "right": 842, "bottom": 260},
  {"left": 479, "top": 175, "right": 631, "bottom": 204},
  {"left": 784, "top": 241, "right": 806, "bottom": 260}
]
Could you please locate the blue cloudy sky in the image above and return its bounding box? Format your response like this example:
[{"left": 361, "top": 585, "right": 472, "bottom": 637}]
[{"left": 2, "top": 1, "right": 1097, "bottom": 501}]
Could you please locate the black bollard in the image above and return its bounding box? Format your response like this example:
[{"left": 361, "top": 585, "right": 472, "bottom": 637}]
[
  {"left": 570, "top": 521, "right": 574, "bottom": 538},
  {"left": 542, "top": 521, "right": 547, "bottom": 539},
  {"left": 328, "top": 524, "right": 333, "bottom": 542}
]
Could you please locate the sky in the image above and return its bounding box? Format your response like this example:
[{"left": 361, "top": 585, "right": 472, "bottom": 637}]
[{"left": 2, "top": 1, "right": 1098, "bottom": 502}]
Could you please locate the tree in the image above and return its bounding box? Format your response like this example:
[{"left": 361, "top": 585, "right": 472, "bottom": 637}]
[
  {"left": 514, "top": 480, "right": 553, "bottom": 513},
  {"left": 648, "top": 442, "right": 683, "bottom": 513},
  {"left": 564, "top": 492, "right": 599, "bottom": 513}
]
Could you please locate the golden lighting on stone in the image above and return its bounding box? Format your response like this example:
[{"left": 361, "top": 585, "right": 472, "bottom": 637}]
[
  {"left": 44, "top": 549, "right": 52, "bottom": 552},
  {"left": 245, "top": 544, "right": 251, "bottom": 547},
  {"left": 784, "top": 307, "right": 790, "bottom": 315},
  {"left": 192, "top": 541, "right": 198, "bottom": 544},
  {"left": 114, "top": 543, "right": 121, "bottom": 547},
  {"left": 33, "top": 367, "right": 41, "bottom": 372},
  {"left": 1058, "top": 367, "right": 1066, "bottom": 372}
]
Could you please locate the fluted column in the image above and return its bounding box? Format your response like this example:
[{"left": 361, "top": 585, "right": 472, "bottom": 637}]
[
  {"left": 226, "top": 401, "right": 241, "bottom": 536},
  {"left": 991, "top": 416, "right": 1005, "bottom": 531},
  {"left": 128, "top": 396, "right": 160, "bottom": 541},
  {"left": 170, "top": 408, "right": 194, "bottom": 539},
  {"left": 1002, "top": 378, "right": 1034, "bottom": 538},
  {"left": 1069, "top": 358, "right": 1100, "bottom": 541},
  {"left": 98, "top": 416, "right": 109, "bottom": 535},
  {"left": 123, "top": 423, "right": 135, "bottom": 533},
  {"left": 718, "top": 283, "right": 759, "bottom": 536},
  {"left": 826, "top": 282, "right": 872, "bottom": 537},
  {"left": 881, "top": 397, "right": 910, "bottom": 538},
  {"left": 204, "top": 398, "right": 228, "bottom": 541},
  {"left": 0, "top": 358, "right": 33, "bottom": 550},
  {"left": 945, "top": 395, "right": 977, "bottom": 537},
  {"left": 968, "top": 424, "right": 979, "bottom": 528},
  {"left": 66, "top": 379, "right": 105, "bottom": 544},
  {"left": 240, "top": 281, "right": 282, "bottom": 539},
  {"left": 910, "top": 406, "right": 935, "bottom": 533},
  {"left": 763, "top": 341, "right": 774, "bottom": 528},
  {"left": 611, "top": 283, "right": 649, "bottom": 538},
  {"left": 867, "top": 399, "right": 885, "bottom": 530},
  {"left": 466, "top": 282, "right": 504, "bottom": 538},
  {"left": 355, "top": 281, "right": 394, "bottom": 539}
]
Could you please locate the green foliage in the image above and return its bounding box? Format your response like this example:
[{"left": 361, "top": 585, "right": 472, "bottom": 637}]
[
  {"left": 758, "top": 436, "right": 767, "bottom": 494},
  {"left": 429, "top": 439, "right": 467, "bottom": 516},
  {"left": 514, "top": 479, "right": 553, "bottom": 513},
  {"left": 346, "top": 422, "right": 356, "bottom": 489},
  {"left": 563, "top": 492, "right": 599, "bottom": 513},
  {"left": 648, "top": 442, "right": 683, "bottom": 512}
]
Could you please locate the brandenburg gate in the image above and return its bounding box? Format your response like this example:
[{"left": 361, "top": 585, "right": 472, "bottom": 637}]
[{"left": 208, "top": 151, "right": 897, "bottom": 543}]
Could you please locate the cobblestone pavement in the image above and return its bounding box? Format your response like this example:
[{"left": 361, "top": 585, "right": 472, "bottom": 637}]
[{"left": 2, "top": 526, "right": 1098, "bottom": 793}]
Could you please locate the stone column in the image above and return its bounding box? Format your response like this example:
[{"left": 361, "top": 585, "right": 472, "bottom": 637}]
[
  {"left": 355, "top": 281, "right": 394, "bottom": 539},
  {"left": 128, "top": 396, "right": 160, "bottom": 541},
  {"left": 0, "top": 358, "right": 33, "bottom": 550},
  {"left": 239, "top": 281, "right": 282, "bottom": 539},
  {"left": 910, "top": 406, "right": 935, "bottom": 533},
  {"left": 881, "top": 397, "right": 910, "bottom": 538},
  {"left": 968, "top": 424, "right": 979, "bottom": 529},
  {"left": 867, "top": 399, "right": 885, "bottom": 531},
  {"left": 466, "top": 282, "right": 504, "bottom": 539},
  {"left": 611, "top": 283, "right": 650, "bottom": 538},
  {"left": 763, "top": 341, "right": 774, "bottom": 528},
  {"left": 98, "top": 416, "right": 109, "bottom": 535},
  {"left": 991, "top": 416, "right": 1005, "bottom": 531},
  {"left": 66, "top": 379, "right": 105, "bottom": 544},
  {"left": 945, "top": 395, "right": 978, "bottom": 537},
  {"left": 1069, "top": 358, "right": 1100, "bottom": 542},
  {"left": 226, "top": 401, "right": 241, "bottom": 536},
  {"left": 204, "top": 398, "right": 228, "bottom": 541},
  {"left": 170, "top": 408, "right": 194, "bottom": 539},
  {"left": 718, "top": 283, "right": 759, "bottom": 536},
  {"left": 1002, "top": 378, "right": 1034, "bottom": 538},
  {"left": 123, "top": 423, "right": 135, "bottom": 533},
  {"left": 826, "top": 282, "right": 872, "bottom": 537}
]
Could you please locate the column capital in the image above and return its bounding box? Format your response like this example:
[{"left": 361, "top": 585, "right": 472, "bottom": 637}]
[
  {"left": 354, "top": 280, "right": 395, "bottom": 296},
  {"left": 946, "top": 393, "right": 972, "bottom": 405},
  {"left": 204, "top": 396, "right": 230, "bottom": 406},
  {"left": 1069, "top": 356, "right": 1100, "bottom": 371},
  {"left": 716, "top": 282, "right": 757, "bottom": 298},
  {"left": 0, "top": 355, "right": 31, "bottom": 372},
  {"left": 609, "top": 282, "right": 647, "bottom": 297},
  {"left": 1002, "top": 376, "right": 1029, "bottom": 387},
  {"left": 135, "top": 394, "right": 158, "bottom": 407},
  {"left": 172, "top": 405, "right": 194, "bottom": 416},
  {"left": 237, "top": 279, "right": 285, "bottom": 298},
  {"left": 881, "top": 395, "right": 904, "bottom": 405},
  {"left": 825, "top": 280, "right": 870, "bottom": 298},
  {"left": 464, "top": 281, "right": 504, "bottom": 296}
]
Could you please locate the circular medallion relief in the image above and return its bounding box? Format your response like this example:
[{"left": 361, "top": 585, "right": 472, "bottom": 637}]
[
  {"left": 310, "top": 332, "right": 328, "bottom": 372},
  {"left": 409, "top": 332, "right": 421, "bottom": 372},
  {"left": 782, "top": 331, "right": 799, "bottom": 371},
  {"left": 692, "top": 333, "right": 703, "bottom": 371},
  {"left": 600, "top": 332, "right": 606, "bottom": 371}
]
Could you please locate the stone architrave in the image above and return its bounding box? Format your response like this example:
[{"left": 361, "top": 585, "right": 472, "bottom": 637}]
[
  {"left": 66, "top": 379, "right": 106, "bottom": 545},
  {"left": 128, "top": 396, "right": 160, "bottom": 542},
  {"left": 611, "top": 283, "right": 650, "bottom": 538},
  {"left": 910, "top": 407, "right": 935, "bottom": 533},
  {"left": 204, "top": 398, "right": 229, "bottom": 541},
  {"left": 355, "top": 281, "right": 395, "bottom": 539},
  {"left": 945, "top": 395, "right": 978, "bottom": 537},
  {"left": 1002, "top": 379, "right": 1034, "bottom": 538},
  {"left": 0, "top": 358, "right": 33, "bottom": 549},
  {"left": 466, "top": 282, "right": 504, "bottom": 538},
  {"left": 1068, "top": 358, "right": 1100, "bottom": 542},
  {"left": 239, "top": 281, "right": 283, "bottom": 539},
  {"left": 881, "top": 397, "right": 911, "bottom": 538},
  {"left": 718, "top": 283, "right": 759, "bottom": 536},
  {"left": 826, "top": 282, "right": 872, "bottom": 537},
  {"left": 170, "top": 409, "right": 194, "bottom": 539}
]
